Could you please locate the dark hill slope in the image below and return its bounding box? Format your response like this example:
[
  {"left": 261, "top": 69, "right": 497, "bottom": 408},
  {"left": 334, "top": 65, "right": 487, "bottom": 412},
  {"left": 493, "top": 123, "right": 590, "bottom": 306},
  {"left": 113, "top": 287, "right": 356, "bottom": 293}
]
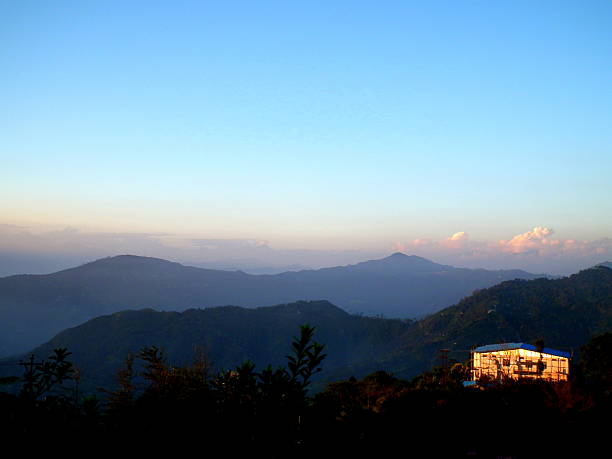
[
  {"left": 26, "top": 300, "right": 411, "bottom": 392},
  {"left": 0, "top": 253, "right": 541, "bottom": 356}
]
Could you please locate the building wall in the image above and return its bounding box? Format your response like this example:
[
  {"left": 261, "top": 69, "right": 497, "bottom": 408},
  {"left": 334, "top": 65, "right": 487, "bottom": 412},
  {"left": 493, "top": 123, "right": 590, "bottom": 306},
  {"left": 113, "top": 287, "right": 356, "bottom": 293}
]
[{"left": 471, "top": 348, "right": 569, "bottom": 382}]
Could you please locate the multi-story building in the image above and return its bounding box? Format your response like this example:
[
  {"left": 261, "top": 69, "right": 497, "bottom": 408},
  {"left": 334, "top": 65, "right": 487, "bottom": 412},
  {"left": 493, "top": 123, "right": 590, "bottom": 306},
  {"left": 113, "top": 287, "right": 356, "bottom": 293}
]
[{"left": 471, "top": 342, "right": 570, "bottom": 382}]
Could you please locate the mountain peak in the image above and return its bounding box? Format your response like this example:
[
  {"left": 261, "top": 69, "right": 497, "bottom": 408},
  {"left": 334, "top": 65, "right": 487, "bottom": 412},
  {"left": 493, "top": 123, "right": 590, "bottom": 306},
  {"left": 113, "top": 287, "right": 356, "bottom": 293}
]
[
  {"left": 383, "top": 252, "right": 430, "bottom": 262},
  {"left": 344, "top": 252, "right": 450, "bottom": 274},
  {"left": 257, "top": 300, "right": 349, "bottom": 317},
  {"left": 378, "top": 253, "right": 442, "bottom": 266},
  {"left": 78, "top": 255, "right": 181, "bottom": 270}
]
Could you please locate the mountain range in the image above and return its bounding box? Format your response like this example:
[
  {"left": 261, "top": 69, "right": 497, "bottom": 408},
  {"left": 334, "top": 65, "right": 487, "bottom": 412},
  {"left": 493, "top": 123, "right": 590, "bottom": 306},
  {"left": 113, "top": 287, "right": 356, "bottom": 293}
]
[
  {"left": 15, "top": 264, "right": 612, "bottom": 393},
  {"left": 0, "top": 252, "right": 541, "bottom": 356}
]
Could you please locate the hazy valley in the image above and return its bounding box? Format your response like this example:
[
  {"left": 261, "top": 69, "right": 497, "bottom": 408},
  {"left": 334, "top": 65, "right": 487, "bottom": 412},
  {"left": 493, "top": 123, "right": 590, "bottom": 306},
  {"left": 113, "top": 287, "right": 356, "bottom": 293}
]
[{"left": 0, "top": 252, "right": 542, "bottom": 357}]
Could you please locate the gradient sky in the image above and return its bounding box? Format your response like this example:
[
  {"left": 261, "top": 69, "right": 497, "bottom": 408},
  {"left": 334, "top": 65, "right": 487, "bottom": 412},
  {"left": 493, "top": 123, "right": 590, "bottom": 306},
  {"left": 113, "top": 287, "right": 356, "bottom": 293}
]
[{"left": 1, "top": 1, "right": 611, "bottom": 272}]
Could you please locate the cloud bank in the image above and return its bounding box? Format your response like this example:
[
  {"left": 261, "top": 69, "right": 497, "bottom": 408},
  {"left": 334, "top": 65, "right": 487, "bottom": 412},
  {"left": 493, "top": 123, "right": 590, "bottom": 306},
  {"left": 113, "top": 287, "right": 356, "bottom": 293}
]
[
  {"left": 0, "top": 224, "right": 610, "bottom": 277},
  {"left": 0, "top": 224, "right": 380, "bottom": 276},
  {"left": 393, "top": 227, "right": 612, "bottom": 274}
]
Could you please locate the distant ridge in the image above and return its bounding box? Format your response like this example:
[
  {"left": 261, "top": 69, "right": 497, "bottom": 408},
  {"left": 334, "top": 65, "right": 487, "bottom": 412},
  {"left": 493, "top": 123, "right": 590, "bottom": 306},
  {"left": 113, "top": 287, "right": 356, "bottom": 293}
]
[{"left": 0, "top": 253, "right": 543, "bottom": 356}]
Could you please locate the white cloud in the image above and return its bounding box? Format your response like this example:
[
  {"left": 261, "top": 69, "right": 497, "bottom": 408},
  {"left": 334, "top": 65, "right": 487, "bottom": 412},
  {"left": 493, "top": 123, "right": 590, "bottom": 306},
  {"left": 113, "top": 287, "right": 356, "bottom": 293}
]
[
  {"left": 391, "top": 227, "right": 612, "bottom": 274},
  {"left": 442, "top": 231, "right": 469, "bottom": 249},
  {"left": 499, "top": 226, "right": 555, "bottom": 254},
  {"left": 448, "top": 231, "right": 468, "bottom": 241}
]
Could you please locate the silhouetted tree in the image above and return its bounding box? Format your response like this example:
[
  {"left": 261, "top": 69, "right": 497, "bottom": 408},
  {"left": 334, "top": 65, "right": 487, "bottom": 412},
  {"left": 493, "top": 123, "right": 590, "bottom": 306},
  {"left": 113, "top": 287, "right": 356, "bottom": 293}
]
[
  {"left": 105, "top": 353, "right": 135, "bottom": 414},
  {"left": 287, "top": 324, "right": 327, "bottom": 393},
  {"left": 19, "top": 348, "right": 74, "bottom": 401}
]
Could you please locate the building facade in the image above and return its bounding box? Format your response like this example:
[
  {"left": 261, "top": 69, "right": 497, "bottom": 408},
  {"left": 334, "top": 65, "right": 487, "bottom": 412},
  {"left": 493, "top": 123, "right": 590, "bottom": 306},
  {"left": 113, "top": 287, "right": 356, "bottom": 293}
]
[{"left": 471, "top": 343, "right": 570, "bottom": 382}]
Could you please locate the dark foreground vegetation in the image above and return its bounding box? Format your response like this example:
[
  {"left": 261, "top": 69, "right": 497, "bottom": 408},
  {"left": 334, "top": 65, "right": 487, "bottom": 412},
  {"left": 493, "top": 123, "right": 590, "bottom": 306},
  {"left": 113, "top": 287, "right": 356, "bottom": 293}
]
[{"left": 1, "top": 327, "right": 610, "bottom": 458}]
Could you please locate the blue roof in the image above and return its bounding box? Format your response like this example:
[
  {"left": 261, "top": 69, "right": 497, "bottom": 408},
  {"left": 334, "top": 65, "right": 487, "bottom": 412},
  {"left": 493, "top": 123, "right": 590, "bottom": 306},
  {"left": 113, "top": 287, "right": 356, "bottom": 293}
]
[{"left": 473, "top": 342, "right": 570, "bottom": 358}]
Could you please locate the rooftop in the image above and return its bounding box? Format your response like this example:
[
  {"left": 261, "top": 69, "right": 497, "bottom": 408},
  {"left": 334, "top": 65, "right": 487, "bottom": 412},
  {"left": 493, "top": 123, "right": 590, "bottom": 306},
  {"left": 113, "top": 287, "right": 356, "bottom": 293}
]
[{"left": 473, "top": 342, "right": 571, "bottom": 359}]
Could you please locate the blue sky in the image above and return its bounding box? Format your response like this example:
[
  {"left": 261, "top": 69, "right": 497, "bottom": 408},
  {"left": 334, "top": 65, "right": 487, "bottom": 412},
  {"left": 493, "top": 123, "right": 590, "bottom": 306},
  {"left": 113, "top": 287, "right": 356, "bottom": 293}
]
[{"left": 1, "top": 1, "right": 611, "bottom": 272}]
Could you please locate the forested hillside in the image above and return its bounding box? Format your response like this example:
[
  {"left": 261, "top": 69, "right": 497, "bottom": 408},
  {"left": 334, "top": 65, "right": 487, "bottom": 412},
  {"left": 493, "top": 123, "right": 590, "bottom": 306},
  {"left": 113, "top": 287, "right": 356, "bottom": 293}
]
[
  {"left": 377, "top": 265, "right": 612, "bottom": 378},
  {"left": 24, "top": 300, "right": 411, "bottom": 392}
]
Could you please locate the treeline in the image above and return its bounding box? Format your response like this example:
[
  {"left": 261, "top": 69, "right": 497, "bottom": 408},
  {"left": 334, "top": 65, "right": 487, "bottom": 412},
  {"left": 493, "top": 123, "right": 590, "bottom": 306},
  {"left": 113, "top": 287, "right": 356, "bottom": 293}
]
[{"left": 1, "top": 328, "right": 611, "bottom": 457}]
